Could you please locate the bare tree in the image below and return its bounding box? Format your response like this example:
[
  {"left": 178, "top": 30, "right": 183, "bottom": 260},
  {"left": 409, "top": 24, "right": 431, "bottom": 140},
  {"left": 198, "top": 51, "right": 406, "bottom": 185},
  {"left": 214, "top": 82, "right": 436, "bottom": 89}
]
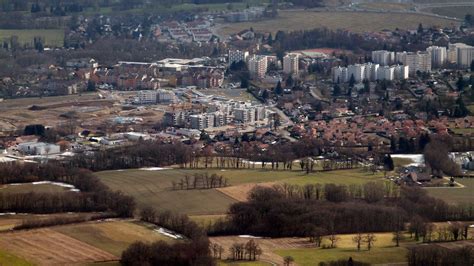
[
  {"left": 352, "top": 232, "right": 363, "bottom": 251},
  {"left": 283, "top": 256, "right": 294, "bottom": 266},
  {"left": 328, "top": 233, "right": 340, "bottom": 248},
  {"left": 364, "top": 233, "right": 376, "bottom": 251}
]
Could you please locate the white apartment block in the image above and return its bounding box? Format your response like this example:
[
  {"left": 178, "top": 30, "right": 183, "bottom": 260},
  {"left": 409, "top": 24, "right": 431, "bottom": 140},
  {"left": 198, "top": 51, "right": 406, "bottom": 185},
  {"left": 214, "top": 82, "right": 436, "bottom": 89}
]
[
  {"left": 332, "top": 66, "right": 348, "bottom": 83},
  {"left": 332, "top": 63, "right": 407, "bottom": 83},
  {"left": 248, "top": 55, "right": 268, "bottom": 78},
  {"left": 372, "top": 50, "right": 395, "bottom": 66},
  {"left": 426, "top": 46, "right": 446, "bottom": 68},
  {"left": 283, "top": 53, "right": 299, "bottom": 75},
  {"left": 228, "top": 49, "right": 249, "bottom": 66},
  {"left": 457, "top": 46, "right": 474, "bottom": 67},
  {"left": 395, "top": 65, "right": 409, "bottom": 80},
  {"left": 377, "top": 66, "right": 395, "bottom": 81},
  {"left": 348, "top": 64, "right": 366, "bottom": 83},
  {"left": 401, "top": 52, "right": 431, "bottom": 75},
  {"left": 137, "top": 90, "right": 157, "bottom": 104}
]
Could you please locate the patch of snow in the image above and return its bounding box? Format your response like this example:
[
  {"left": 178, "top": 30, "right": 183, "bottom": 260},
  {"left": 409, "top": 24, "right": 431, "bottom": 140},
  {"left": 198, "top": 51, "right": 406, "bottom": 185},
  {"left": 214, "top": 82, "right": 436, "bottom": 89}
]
[
  {"left": 238, "top": 235, "right": 262, "bottom": 239},
  {"left": 154, "top": 227, "right": 185, "bottom": 240},
  {"left": 391, "top": 154, "right": 424, "bottom": 167},
  {"left": 5, "top": 181, "right": 80, "bottom": 192},
  {"left": 0, "top": 212, "right": 16, "bottom": 216},
  {"left": 139, "top": 167, "right": 172, "bottom": 171}
]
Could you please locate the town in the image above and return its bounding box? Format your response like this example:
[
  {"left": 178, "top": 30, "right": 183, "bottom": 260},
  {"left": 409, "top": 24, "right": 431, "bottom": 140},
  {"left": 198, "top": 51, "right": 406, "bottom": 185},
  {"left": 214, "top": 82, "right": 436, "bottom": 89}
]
[{"left": 0, "top": 0, "right": 473, "bottom": 265}]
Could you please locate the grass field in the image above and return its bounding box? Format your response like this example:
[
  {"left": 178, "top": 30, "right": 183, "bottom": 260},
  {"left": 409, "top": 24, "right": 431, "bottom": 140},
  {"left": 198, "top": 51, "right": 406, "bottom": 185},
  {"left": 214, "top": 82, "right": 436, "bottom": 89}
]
[
  {"left": 0, "top": 183, "right": 68, "bottom": 194},
  {"left": 54, "top": 220, "right": 175, "bottom": 256},
  {"left": 0, "top": 29, "right": 64, "bottom": 47},
  {"left": 216, "top": 10, "right": 458, "bottom": 36},
  {"left": 357, "top": 2, "right": 414, "bottom": 11},
  {"left": 98, "top": 168, "right": 384, "bottom": 215},
  {"left": 426, "top": 178, "right": 474, "bottom": 204},
  {"left": 0, "top": 250, "right": 33, "bottom": 266},
  {"left": 428, "top": 6, "right": 474, "bottom": 19},
  {"left": 275, "top": 233, "right": 411, "bottom": 265},
  {"left": 0, "top": 212, "right": 100, "bottom": 231}
]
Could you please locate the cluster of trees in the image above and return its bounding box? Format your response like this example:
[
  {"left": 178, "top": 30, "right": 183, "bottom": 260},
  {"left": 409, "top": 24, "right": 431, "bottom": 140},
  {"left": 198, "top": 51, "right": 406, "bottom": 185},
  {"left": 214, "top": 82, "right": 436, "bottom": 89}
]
[
  {"left": 424, "top": 138, "right": 462, "bottom": 177},
  {"left": 228, "top": 240, "right": 262, "bottom": 261},
  {"left": 208, "top": 185, "right": 474, "bottom": 238},
  {"left": 14, "top": 213, "right": 114, "bottom": 230},
  {"left": 171, "top": 173, "right": 228, "bottom": 190},
  {"left": 0, "top": 163, "right": 135, "bottom": 216},
  {"left": 407, "top": 245, "right": 473, "bottom": 266},
  {"left": 121, "top": 206, "right": 214, "bottom": 265}
]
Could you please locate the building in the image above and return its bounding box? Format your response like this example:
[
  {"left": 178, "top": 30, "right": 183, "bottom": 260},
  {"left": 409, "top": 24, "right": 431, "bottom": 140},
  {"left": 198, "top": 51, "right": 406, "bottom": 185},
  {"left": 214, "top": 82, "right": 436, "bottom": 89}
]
[
  {"left": 395, "top": 65, "right": 409, "bottom": 80},
  {"left": 190, "top": 114, "right": 214, "bottom": 130},
  {"left": 457, "top": 45, "right": 474, "bottom": 67},
  {"left": 347, "top": 64, "right": 365, "bottom": 83},
  {"left": 332, "top": 66, "right": 348, "bottom": 83},
  {"left": 283, "top": 53, "right": 299, "bottom": 75},
  {"left": 17, "top": 142, "right": 60, "bottom": 155},
  {"left": 401, "top": 52, "right": 431, "bottom": 75},
  {"left": 137, "top": 90, "right": 157, "bottom": 104},
  {"left": 248, "top": 55, "right": 268, "bottom": 78},
  {"left": 426, "top": 46, "right": 446, "bottom": 68},
  {"left": 228, "top": 50, "right": 249, "bottom": 66},
  {"left": 377, "top": 66, "right": 395, "bottom": 81},
  {"left": 372, "top": 50, "right": 395, "bottom": 66}
]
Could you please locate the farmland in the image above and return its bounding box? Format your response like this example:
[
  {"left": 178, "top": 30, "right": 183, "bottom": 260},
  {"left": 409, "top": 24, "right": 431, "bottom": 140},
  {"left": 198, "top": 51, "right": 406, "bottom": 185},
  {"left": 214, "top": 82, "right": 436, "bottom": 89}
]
[
  {"left": 98, "top": 168, "right": 385, "bottom": 215},
  {"left": 0, "top": 29, "right": 64, "bottom": 47},
  {"left": 426, "top": 178, "right": 474, "bottom": 204},
  {"left": 54, "top": 220, "right": 175, "bottom": 256},
  {"left": 427, "top": 6, "right": 474, "bottom": 19},
  {"left": 0, "top": 183, "right": 69, "bottom": 194},
  {"left": 0, "top": 228, "right": 117, "bottom": 265},
  {"left": 216, "top": 10, "right": 458, "bottom": 36}
]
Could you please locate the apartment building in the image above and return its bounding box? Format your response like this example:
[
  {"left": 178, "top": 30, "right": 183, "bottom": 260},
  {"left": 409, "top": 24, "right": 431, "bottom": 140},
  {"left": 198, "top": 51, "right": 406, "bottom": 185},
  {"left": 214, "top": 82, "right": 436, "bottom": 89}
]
[
  {"left": 248, "top": 55, "right": 268, "bottom": 79},
  {"left": 372, "top": 50, "right": 395, "bottom": 66},
  {"left": 283, "top": 53, "right": 299, "bottom": 75},
  {"left": 426, "top": 46, "right": 447, "bottom": 68},
  {"left": 228, "top": 50, "right": 249, "bottom": 66}
]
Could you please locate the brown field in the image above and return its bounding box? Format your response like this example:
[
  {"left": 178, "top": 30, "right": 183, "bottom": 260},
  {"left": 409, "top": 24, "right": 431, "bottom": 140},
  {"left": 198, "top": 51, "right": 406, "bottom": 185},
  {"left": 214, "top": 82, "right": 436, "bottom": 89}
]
[
  {"left": 0, "top": 212, "right": 101, "bottom": 232},
  {"left": 216, "top": 10, "right": 458, "bottom": 36},
  {"left": 217, "top": 182, "right": 275, "bottom": 202},
  {"left": 0, "top": 228, "right": 117, "bottom": 265},
  {"left": 210, "top": 236, "right": 313, "bottom": 265}
]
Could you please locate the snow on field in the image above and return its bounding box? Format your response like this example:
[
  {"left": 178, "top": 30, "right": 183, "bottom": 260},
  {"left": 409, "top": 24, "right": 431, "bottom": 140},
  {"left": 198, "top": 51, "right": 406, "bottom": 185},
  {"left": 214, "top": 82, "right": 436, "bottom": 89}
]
[
  {"left": 238, "top": 235, "right": 263, "bottom": 239},
  {"left": 139, "top": 167, "right": 172, "bottom": 171},
  {"left": 4, "top": 181, "right": 80, "bottom": 192},
  {"left": 154, "top": 227, "right": 185, "bottom": 240}
]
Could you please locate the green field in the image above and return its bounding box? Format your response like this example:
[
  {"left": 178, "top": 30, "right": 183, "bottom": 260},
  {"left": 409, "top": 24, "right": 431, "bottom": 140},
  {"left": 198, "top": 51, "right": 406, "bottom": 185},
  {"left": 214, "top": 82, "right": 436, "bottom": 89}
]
[
  {"left": 275, "top": 233, "right": 410, "bottom": 265},
  {"left": 426, "top": 178, "right": 474, "bottom": 204},
  {"left": 54, "top": 220, "right": 174, "bottom": 256},
  {"left": 0, "top": 29, "right": 64, "bottom": 47},
  {"left": 0, "top": 250, "right": 33, "bottom": 266},
  {"left": 0, "top": 183, "right": 68, "bottom": 194},
  {"left": 98, "top": 168, "right": 384, "bottom": 215},
  {"left": 217, "top": 10, "right": 458, "bottom": 36}
]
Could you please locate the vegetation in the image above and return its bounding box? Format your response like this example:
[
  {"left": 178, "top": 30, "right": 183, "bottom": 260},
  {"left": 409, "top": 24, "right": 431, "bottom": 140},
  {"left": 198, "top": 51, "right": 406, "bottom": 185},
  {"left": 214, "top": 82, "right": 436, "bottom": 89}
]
[
  {"left": 0, "top": 250, "right": 33, "bottom": 266},
  {"left": 0, "top": 29, "right": 64, "bottom": 47}
]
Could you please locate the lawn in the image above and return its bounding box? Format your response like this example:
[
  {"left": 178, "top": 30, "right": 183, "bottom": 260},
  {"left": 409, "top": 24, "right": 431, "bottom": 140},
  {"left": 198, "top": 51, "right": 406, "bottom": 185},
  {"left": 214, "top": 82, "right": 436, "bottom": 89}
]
[
  {"left": 0, "top": 29, "right": 64, "bottom": 47},
  {"left": 275, "top": 232, "right": 410, "bottom": 265},
  {"left": 216, "top": 10, "right": 458, "bottom": 36},
  {"left": 0, "top": 183, "right": 68, "bottom": 194},
  {"left": 98, "top": 168, "right": 384, "bottom": 215},
  {"left": 0, "top": 250, "right": 33, "bottom": 266},
  {"left": 53, "top": 220, "right": 175, "bottom": 256},
  {"left": 425, "top": 178, "right": 474, "bottom": 205}
]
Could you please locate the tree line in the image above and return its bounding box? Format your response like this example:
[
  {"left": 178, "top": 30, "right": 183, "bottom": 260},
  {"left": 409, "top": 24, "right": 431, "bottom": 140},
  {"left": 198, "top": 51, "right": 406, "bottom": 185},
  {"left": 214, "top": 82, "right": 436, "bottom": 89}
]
[
  {"left": 172, "top": 173, "right": 229, "bottom": 190},
  {"left": 407, "top": 245, "right": 473, "bottom": 266},
  {"left": 0, "top": 163, "right": 135, "bottom": 217}
]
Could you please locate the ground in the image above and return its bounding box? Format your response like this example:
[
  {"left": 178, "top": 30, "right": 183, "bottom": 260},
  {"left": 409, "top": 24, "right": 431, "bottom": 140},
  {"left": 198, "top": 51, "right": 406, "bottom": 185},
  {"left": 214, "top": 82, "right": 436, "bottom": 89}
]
[
  {"left": 216, "top": 10, "right": 458, "bottom": 36},
  {"left": 0, "top": 250, "right": 33, "bottom": 266},
  {"left": 0, "top": 212, "right": 102, "bottom": 231},
  {"left": 0, "top": 29, "right": 64, "bottom": 47},
  {"left": 211, "top": 232, "right": 414, "bottom": 265},
  {"left": 357, "top": 2, "right": 414, "bottom": 11},
  {"left": 53, "top": 220, "right": 175, "bottom": 256},
  {"left": 425, "top": 177, "right": 474, "bottom": 204},
  {"left": 424, "top": 6, "right": 474, "bottom": 19},
  {"left": 98, "top": 168, "right": 385, "bottom": 215}
]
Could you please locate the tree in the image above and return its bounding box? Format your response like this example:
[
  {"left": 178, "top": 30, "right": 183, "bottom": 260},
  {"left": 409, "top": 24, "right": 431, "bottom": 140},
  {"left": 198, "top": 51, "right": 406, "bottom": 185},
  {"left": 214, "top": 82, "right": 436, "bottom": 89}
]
[
  {"left": 349, "top": 74, "right": 356, "bottom": 88},
  {"left": 352, "top": 233, "right": 363, "bottom": 251},
  {"left": 456, "top": 76, "right": 466, "bottom": 91},
  {"left": 87, "top": 80, "right": 96, "bottom": 92},
  {"left": 417, "top": 23, "right": 424, "bottom": 34},
  {"left": 333, "top": 84, "right": 341, "bottom": 96},
  {"left": 471, "top": 60, "right": 474, "bottom": 72},
  {"left": 364, "top": 233, "right": 376, "bottom": 251},
  {"left": 383, "top": 154, "right": 394, "bottom": 171},
  {"left": 285, "top": 75, "right": 294, "bottom": 87},
  {"left": 283, "top": 256, "right": 294, "bottom": 266},
  {"left": 240, "top": 77, "right": 249, "bottom": 88},
  {"left": 328, "top": 233, "right": 340, "bottom": 248},
  {"left": 275, "top": 81, "right": 283, "bottom": 95}
]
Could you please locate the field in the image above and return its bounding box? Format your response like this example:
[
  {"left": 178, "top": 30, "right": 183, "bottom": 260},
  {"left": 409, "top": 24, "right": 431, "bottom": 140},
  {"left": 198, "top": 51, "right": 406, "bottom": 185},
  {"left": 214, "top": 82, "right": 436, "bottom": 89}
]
[
  {"left": 0, "top": 250, "right": 33, "bottom": 266},
  {"left": 357, "top": 2, "right": 414, "bottom": 11},
  {"left": 98, "top": 168, "right": 384, "bottom": 215},
  {"left": 0, "top": 228, "right": 117, "bottom": 265},
  {"left": 426, "top": 178, "right": 474, "bottom": 204},
  {"left": 427, "top": 6, "right": 474, "bottom": 19},
  {"left": 216, "top": 10, "right": 458, "bottom": 36},
  {"left": 0, "top": 212, "right": 100, "bottom": 231},
  {"left": 0, "top": 183, "right": 68, "bottom": 194},
  {"left": 0, "top": 29, "right": 64, "bottom": 47},
  {"left": 53, "top": 220, "right": 175, "bottom": 256},
  {"left": 211, "top": 232, "right": 412, "bottom": 265}
]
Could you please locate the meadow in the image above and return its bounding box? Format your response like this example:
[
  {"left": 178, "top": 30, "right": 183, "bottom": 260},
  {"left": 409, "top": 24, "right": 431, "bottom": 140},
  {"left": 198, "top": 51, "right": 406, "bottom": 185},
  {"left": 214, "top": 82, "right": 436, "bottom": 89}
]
[
  {"left": 216, "top": 10, "right": 458, "bottom": 36},
  {"left": 0, "top": 29, "right": 64, "bottom": 47},
  {"left": 0, "top": 183, "right": 68, "bottom": 194},
  {"left": 428, "top": 6, "right": 474, "bottom": 19},
  {"left": 98, "top": 168, "right": 385, "bottom": 215},
  {"left": 425, "top": 178, "right": 474, "bottom": 204}
]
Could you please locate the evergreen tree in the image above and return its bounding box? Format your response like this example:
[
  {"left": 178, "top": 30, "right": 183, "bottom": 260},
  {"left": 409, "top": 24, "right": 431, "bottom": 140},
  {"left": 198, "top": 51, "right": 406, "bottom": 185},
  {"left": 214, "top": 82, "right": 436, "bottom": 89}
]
[
  {"left": 240, "top": 77, "right": 249, "bottom": 88},
  {"left": 267, "top": 33, "right": 273, "bottom": 46},
  {"left": 285, "top": 75, "right": 294, "bottom": 87},
  {"left": 417, "top": 23, "right": 424, "bottom": 34},
  {"left": 470, "top": 60, "right": 474, "bottom": 72},
  {"left": 456, "top": 76, "right": 466, "bottom": 91},
  {"left": 87, "top": 80, "right": 96, "bottom": 91},
  {"left": 275, "top": 81, "right": 283, "bottom": 95},
  {"left": 349, "top": 74, "right": 356, "bottom": 88},
  {"left": 333, "top": 84, "right": 341, "bottom": 96}
]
